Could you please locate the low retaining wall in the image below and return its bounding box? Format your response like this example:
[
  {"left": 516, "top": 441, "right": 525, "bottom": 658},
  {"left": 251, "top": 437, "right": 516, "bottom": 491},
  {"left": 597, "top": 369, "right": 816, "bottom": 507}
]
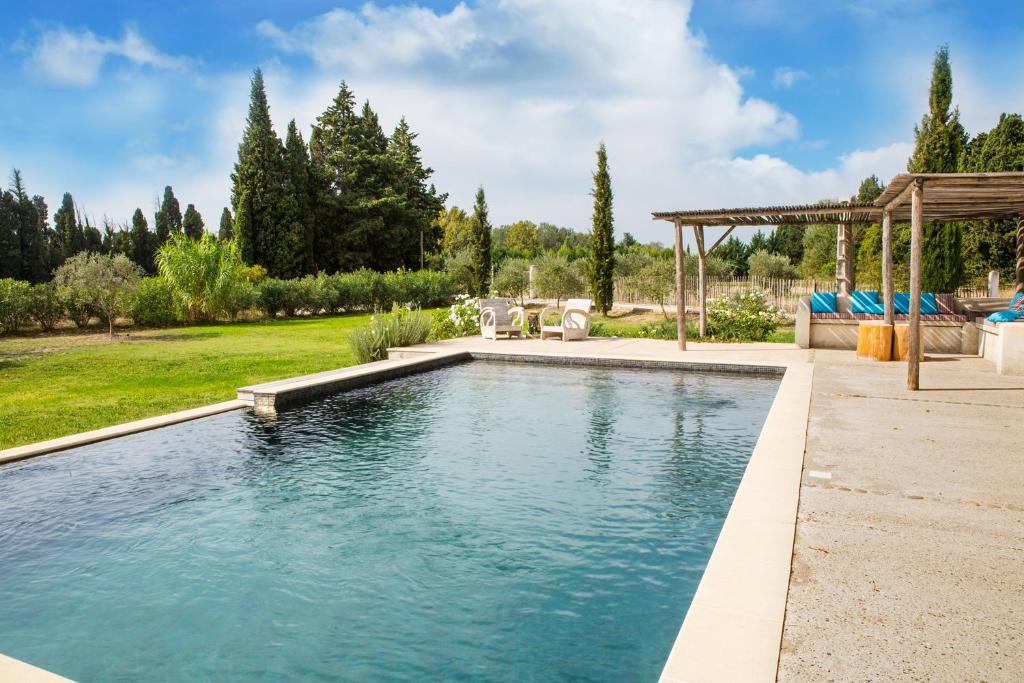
[
  {"left": 795, "top": 295, "right": 975, "bottom": 354},
  {"left": 977, "top": 321, "right": 1024, "bottom": 375}
]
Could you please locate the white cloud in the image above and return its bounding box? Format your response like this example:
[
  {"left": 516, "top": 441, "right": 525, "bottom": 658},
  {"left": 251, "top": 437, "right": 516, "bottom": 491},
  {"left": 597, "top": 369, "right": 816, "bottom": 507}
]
[
  {"left": 254, "top": 0, "right": 816, "bottom": 239},
  {"left": 24, "top": 24, "right": 192, "bottom": 87},
  {"left": 773, "top": 67, "right": 810, "bottom": 89}
]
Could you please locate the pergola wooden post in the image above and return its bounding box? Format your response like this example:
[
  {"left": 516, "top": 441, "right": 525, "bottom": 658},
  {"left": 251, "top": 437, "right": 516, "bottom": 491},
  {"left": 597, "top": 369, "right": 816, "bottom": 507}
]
[
  {"left": 881, "top": 209, "right": 894, "bottom": 324},
  {"left": 836, "top": 221, "right": 854, "bottom": 297},
  {"left": 674, "top": 219, "right": 686, "bottom": 350},
  {"left": 692, "top": 225, "right": 734, "bottom": 338},
  {"left": 693, "top": 226, "right": 707, "bottom": 337},
  {"left": 907, "top": 179, "right": 925, "bottom": 390}
]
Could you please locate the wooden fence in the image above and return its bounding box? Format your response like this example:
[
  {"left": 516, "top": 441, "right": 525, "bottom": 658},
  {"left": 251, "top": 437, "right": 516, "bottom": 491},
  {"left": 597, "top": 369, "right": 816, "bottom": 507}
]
[{"left": 612, "top": 276, "right": 834, "bottom": 314}]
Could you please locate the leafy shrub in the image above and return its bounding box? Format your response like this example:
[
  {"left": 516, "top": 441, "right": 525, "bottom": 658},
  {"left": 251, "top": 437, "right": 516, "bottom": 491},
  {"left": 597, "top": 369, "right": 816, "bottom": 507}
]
[
  {"left": 493, "top": 258, "right": 530, "bottom": 304},
  {"left": 130, "top": 277, "right": 178, "bottom": 327},
  {"left": 59, "top": 283, "right": 93, "bottom": 328},
  {"left": 706, "top": 290, "right": 788, "bottom": 341},
  {"left": 748, "top": 250, "right": 798, "bottom": 279},
  {"left": 258, "top": 278, "right": 296, "bottom": 318},
  {"left": 30, "top": 282, "right": 64, "bottom": 332},
  {"left": 298, "top": 273, "right": 335, "bottom": 315},
  {"left": 444, "top": 248, "right": 476, "bottom": 296},
  {"left": 155, "top": 234, "right": 251, "bottom": 322},
  {"left": 0, "top": 278, "right": 33, "bottom": 334},
  {"left": 348, "top": 305, "right": 432, "bottom": 364},
  {"left": 428, "top": 308, "right": 457, "bottom": 340},
  {"left": 53, "top": 252, "right": 143, "bottom": 336}
]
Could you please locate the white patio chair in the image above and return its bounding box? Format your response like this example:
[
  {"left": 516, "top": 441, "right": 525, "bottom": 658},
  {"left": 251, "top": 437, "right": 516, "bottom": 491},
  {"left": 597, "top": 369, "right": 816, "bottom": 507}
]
[
  {"left": 479, "top": 298, "right": 525, "bottom": 340},
  {"left": 539, "top": 298, "right": 592, "bottom": 341}
]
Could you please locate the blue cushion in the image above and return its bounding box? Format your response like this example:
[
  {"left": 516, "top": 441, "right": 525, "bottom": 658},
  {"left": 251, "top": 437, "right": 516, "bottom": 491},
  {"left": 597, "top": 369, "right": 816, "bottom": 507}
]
[
  {"left": 861, "top": 302, "right": 885, "bottom": 315},
  {"left": 850, "top": 291, "right": 880, "bottom": 314},
  {"left": 920, "top": 293, "right": 939, "bottom": 315},
  {"left": 1011, "top": 292, "right": 1023, "bottom": 309},
  {"left": 988, "top": 310, "right": 1023, "bottom": 323},
  {"left": 893, "top": 293, "right": 939, "bottom": 315},
  {"left": 811, "top": 292, "right": 837, "bottom": 313}
]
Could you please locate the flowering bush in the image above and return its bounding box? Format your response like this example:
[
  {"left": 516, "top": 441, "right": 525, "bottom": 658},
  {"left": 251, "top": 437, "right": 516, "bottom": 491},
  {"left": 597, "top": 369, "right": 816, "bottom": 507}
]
[{"left": 706, "top": 290, "right": 787, "bottom": 341}]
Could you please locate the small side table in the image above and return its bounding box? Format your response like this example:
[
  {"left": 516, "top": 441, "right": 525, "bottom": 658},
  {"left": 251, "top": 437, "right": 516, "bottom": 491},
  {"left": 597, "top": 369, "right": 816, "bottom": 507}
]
[{"left": 856, "top": 321, "right": 893, "bottom": 361}]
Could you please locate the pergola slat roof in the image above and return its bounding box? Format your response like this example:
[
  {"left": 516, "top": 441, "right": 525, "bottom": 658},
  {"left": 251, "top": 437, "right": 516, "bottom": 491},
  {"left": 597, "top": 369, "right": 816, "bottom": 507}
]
[
  {"left": 652, "top": 172, "right": 1024, "bottom": 226},
  {"left": 651, "top": 202, "right": 877, "bottom": 226}
]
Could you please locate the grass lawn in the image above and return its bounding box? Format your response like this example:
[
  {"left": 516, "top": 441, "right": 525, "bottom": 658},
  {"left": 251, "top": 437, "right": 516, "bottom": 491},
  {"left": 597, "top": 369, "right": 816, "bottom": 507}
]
[{"left": 0, "top": 315, "right": 371, "bottom": 450}]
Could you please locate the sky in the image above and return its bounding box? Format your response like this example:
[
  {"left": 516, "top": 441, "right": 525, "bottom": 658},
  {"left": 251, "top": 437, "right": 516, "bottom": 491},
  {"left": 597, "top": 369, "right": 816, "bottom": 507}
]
[{"left": 2, "top": 0, "right": 1024, "bottom": 246}]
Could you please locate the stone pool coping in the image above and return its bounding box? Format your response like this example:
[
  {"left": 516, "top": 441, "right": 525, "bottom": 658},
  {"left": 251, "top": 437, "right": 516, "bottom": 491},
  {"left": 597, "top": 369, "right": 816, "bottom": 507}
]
[
  {"left": 1, "top": 337, "right": 813, "bottom": 682},
  {"left": 0, "top": 400, "right": 246, "bottom": 466},
  {"left": 0, "top": 653, "right": 75, "bottom": 682}
]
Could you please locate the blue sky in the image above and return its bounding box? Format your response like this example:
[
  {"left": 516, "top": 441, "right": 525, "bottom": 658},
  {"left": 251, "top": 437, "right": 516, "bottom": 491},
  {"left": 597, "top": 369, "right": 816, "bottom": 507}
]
[{"left": 2, "top": 0, "right": 1023, "bottom": 244}]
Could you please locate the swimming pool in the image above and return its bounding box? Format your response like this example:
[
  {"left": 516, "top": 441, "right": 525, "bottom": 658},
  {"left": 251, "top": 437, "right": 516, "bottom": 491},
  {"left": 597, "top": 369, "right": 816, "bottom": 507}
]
[{"left": 0, "top": 361, "right": 779, "bottom": 682}]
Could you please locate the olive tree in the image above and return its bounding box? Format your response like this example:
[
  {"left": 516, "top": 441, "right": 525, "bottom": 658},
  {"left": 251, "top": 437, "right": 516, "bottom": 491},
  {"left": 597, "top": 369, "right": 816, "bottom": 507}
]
[
  {"left": 492, "top": 258, "right": 531, "bottom": 305},
  {"left": 53, "top": 252, "right": 143, "bottom": 336},
  {"left": 534, "top": 255, "right": 586, "bottom": 306}
]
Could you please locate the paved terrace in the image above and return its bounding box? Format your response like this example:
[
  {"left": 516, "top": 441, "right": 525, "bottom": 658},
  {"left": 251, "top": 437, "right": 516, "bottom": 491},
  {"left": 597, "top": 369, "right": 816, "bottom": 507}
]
[{"left": 778, "top": 349, "right": 1024, "bottom": 682}]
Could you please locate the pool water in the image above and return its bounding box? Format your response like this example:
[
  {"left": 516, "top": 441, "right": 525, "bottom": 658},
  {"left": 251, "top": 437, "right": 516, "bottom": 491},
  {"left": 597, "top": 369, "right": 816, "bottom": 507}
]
[{"left": 0, "top": 361, "right": 779, "bottom": 682}]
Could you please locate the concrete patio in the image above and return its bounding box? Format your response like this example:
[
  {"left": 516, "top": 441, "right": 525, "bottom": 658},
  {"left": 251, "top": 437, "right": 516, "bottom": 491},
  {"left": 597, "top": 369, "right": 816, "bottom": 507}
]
[{"left": 778, "top": 349, "right": 1024, "bottom": 682}]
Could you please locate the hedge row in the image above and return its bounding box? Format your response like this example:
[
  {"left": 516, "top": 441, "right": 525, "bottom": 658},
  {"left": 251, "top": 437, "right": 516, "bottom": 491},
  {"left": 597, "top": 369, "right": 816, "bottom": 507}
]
[{"left": 0, "top": 269, "right": 456, "bottom": 334}]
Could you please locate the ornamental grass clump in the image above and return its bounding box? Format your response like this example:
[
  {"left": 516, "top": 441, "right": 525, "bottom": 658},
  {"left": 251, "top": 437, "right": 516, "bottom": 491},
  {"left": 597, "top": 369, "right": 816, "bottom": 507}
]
[
  {"left": 706, "top": 290, "right": 787, "bottom": 341},
  {"left": 348, "top": 305, "right": 432, "bottom": 364}
]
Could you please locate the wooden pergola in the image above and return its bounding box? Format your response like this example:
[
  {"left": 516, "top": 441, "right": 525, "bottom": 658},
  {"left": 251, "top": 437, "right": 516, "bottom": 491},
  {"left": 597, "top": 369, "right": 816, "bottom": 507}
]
[{"left": 653, "top": 172, "right": 1024, "bottom": 390}]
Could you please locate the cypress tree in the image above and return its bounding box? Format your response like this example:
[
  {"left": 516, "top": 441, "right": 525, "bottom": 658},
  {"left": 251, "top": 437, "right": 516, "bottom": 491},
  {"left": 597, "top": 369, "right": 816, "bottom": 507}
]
[
  {"left": 589, "top": 142, "right": 615, "bottom": 313},
  {"left": 218, "top": 207, "right": 233, "bottom": 241},
  {"left": 908, "top": 45, "right": 967, "bottom": 292},
  {"left": 231, "top": 68, "right": 291, "bottom": 276},
  {"left": 54, "top": 192, "right": 85, "bottom": 258},
  {"left": 182, "top": 203, "right": 205, "bottom": 240},
  {"left": 283, "top": 119, "right": 315, "bottom": 275},
  {"left": 349, "top": 101, "right": 393, "bottom": 271},
  {"left": 130, "top": 208, "right": 156, "bottom": 273},
  {"left": 470, "top": 187, "right": 492, "bottom": 295}
]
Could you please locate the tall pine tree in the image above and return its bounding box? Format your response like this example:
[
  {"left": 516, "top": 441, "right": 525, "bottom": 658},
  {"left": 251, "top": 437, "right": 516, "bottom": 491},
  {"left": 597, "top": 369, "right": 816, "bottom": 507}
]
[
  {"left": 388, "top": 117, "right": 446, "bottom": 269},
  {"left": 284, "top": 119, "right": 315, "bottom": 275},
  {"left": 0, "top": 189, "right": 19, "bottom": 278},
  {"left": 54, "top": 192, "right": 85, "bottom": 259},
  {"left": 183, "top": 204, "right": 205, "bottom": 240},
  {"left": 218, "top": 207, "right": 233, "bottom": 241},
  {"left": 311, "top": 82, "right": 358, "bottom": 273},
  {"left": 231, "top": 69, "right": 292, "bottom": 276},
  {"left": 469, "top": 187, "right": 492, "bottom": 295},
  {"left": 154, "top": 186, "right": 183, "bottom": 243},
  {"left": 908, "top": 45, "right": 967, "bottom": 292},
  {"left": 10, "top": 170, "right": 46, "bottom": 282},
  {"left": 589, "top": 142, "right": 614, "bottom": 313}
]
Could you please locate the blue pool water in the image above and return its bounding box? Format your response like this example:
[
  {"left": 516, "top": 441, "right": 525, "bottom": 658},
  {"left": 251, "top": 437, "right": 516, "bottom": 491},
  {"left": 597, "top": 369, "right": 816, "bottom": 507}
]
[{"left": 0, "top": 361, "right": 778, "bottom": 682}]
